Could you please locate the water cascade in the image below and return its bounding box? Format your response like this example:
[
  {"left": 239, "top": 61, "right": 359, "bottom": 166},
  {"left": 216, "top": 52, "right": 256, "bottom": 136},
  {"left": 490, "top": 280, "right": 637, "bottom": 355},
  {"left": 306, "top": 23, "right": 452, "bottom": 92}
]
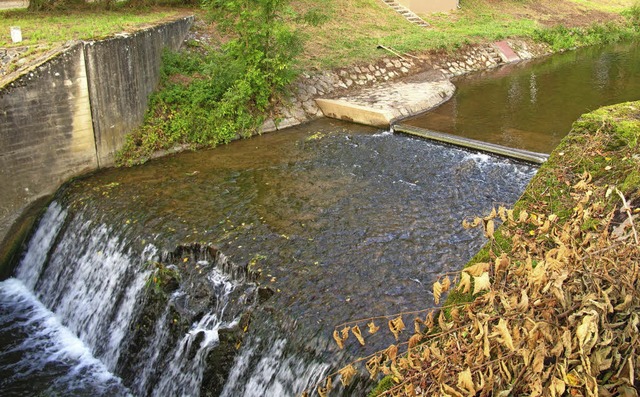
[
  {"left": 0, "top": 126, "right": 537, "bottom": 395},
  {"left": 1, "top": 202, "right": 259, "bottom": 396},
  {"left": 3, "top": 39, "right": 640, "bottom": 396}
]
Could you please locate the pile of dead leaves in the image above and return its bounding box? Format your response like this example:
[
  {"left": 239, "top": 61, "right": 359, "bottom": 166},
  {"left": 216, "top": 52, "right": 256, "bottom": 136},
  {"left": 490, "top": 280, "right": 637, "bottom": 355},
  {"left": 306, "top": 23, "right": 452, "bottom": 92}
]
[{"left": 309, "top": 169, "right": 639, "bottom": 396}]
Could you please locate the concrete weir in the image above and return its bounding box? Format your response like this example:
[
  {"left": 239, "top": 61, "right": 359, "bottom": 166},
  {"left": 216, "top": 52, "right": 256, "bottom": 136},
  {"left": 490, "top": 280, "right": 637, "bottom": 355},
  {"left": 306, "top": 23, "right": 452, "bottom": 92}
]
[
  {"left": 315, "top": 78, "right": 455, "bottom": 127},
  {"left": 393, "top": 124, "right": 549, "bottom": 164}
]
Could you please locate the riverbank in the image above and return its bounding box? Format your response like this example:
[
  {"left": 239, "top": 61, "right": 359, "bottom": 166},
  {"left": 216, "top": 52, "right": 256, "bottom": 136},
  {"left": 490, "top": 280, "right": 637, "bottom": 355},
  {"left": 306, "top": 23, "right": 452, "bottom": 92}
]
[
  {"left": 2, "top": 0, "right": 639, "bottom": 283},
  {"left": 344, "top": 101, "right": 639, "bottom": 396}
]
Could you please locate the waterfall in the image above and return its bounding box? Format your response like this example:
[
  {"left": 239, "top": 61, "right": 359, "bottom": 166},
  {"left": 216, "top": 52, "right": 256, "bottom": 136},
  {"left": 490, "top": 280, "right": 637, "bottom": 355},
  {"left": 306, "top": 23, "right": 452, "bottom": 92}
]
[
  {"left": 0, "top": 202, "right": 257, "bottom": 396},
  {"left": 14, "top": 204, "right": 154, "bottom": 370},
  {"left": 0, "top": 278, "right": 131, "bottom": 396},
  {"left": 150, "top": 265, "right": 239, "bottom": 397},
  {"left": 221, "top": 335, "right": 331, "bottom": 397}
]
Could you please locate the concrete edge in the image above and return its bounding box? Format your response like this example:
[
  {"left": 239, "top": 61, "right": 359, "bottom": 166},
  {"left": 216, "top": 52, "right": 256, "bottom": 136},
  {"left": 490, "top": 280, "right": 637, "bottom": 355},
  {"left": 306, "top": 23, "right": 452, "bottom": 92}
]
[
  {"left": 315, "top": 98, "right": 394, "bottom": 128},
  {"left": 393, "top": 124, "right": 549, "bottom": 164}
]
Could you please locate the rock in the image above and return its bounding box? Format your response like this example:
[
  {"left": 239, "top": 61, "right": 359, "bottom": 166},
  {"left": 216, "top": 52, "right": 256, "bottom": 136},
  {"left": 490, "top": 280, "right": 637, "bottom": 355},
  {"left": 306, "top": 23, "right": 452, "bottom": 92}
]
[
  {"left": 260, "top": 119, "right": 277, "bottom": 133},
  {"left": 257, "top": 286, "right": 275, "bottom": 304},
  {"left": 199, "top": 312, "right": 251, "bottom": 397}
]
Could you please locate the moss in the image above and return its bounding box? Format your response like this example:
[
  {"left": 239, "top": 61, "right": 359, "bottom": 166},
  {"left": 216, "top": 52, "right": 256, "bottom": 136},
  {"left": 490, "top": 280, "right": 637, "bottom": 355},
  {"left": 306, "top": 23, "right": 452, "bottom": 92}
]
[
  {"left": 367, "top": 375, "right": 395, "bottom": 397},
  {"left": 621, "top": 170, "right": 640, "bottom": 193}
]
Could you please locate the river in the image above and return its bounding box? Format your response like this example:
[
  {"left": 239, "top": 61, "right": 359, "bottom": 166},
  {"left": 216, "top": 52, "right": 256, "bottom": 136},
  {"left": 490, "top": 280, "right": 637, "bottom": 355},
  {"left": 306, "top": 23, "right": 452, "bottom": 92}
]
[{"left": 0, "top": 41, "right": 638, "bottom": 396}]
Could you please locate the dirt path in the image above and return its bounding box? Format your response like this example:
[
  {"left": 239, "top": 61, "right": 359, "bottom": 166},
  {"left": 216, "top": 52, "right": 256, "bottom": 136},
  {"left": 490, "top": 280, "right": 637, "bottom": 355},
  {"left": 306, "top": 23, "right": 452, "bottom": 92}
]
[{"left": 0, "top": 0, "right": 28, "bottom": 10}]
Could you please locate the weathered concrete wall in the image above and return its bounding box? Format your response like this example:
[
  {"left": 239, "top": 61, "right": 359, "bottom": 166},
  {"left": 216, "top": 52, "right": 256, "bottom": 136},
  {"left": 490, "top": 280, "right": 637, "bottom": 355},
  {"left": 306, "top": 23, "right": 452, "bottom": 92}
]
[
  {"left": 85, "top": 17, "right": 192, "bottom": 167},
  {"left": 0, "top": 43, "right": 96, "bottom": 238},
  {"left": 0, "top": 16, "right": 193, "bottom": 251}
]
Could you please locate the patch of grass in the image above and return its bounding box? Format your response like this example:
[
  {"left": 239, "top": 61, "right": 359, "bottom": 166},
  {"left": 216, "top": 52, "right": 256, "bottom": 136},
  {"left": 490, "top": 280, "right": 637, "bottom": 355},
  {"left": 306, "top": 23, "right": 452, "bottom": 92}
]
[
  {"left": 296, "top": 0, "right": 640, "bottom": 69},
  {"left": 297, "top": 0, "right": 542, "bottom": 69},
  {"left": 0, "top": 6, "right": 185, "bottom": 47},
  {"left": 570, "top": 0, "right": 637, "bottom": 13},
  {"left": 533, "top": 22, "right": 638, "bottom": 51}
]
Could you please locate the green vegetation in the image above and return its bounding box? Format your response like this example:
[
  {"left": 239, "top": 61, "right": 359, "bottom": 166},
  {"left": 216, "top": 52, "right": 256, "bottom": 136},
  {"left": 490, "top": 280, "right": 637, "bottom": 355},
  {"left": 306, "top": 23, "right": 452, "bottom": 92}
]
[
  {"left": 145, "top": 260, "right": 180, "bottom": 295},
  {"left": 533, "top": 22, "right": 638, "bottom": 51},
  {"left": 297, "top": 0, "right": 640, "bottom": 69},
  {"left": 0, "top": 7, "right": 184, "bottom": 47},
  {"left": 116, "top": 0, "right": 327, "bottom": 165}
]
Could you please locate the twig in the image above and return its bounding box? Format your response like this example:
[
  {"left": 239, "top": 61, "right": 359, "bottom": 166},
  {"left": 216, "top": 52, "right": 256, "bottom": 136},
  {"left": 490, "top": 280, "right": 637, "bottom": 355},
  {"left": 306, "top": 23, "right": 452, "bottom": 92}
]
[
  {"left": 615, "top": 188, "right": 639, "bottom": 245},
  {"left": 376, "top": 44, "right": 406, "bottom": 60}
]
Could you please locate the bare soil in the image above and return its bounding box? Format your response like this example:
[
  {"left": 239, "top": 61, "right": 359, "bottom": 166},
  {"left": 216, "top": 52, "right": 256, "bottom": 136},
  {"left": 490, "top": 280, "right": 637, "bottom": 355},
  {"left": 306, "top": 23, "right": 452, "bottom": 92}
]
[{"left": 515, "top": 0, "right": 624, "bottom": 27}]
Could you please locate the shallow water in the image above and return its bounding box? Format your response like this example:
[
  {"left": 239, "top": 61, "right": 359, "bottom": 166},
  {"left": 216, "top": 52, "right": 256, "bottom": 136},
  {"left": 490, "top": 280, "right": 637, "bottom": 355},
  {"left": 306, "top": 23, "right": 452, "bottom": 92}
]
[
  {"left": 62, "top": 119, "right": 536, "bottom": 332},
  {"left": 0, "top": 118, "right": 536, "bottom": 395},
  {"left": 404, "top": 42, "right": 640, "bottom": 153}
]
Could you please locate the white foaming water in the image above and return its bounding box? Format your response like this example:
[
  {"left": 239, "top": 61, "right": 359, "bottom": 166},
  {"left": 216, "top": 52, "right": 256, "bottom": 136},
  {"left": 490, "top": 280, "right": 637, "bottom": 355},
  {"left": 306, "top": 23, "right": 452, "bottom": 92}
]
[
  {"left": 373, "top": 129, "right": 393, "bottom": 137},
  {"left": 15, "top": 201, "right": 67, "bottom": 290},
  {"left": 151, "top": 268, "right": 238, "bottom": 397},
  {"left": 133, "top": 304, "right": 172, "bottom": 393},
  {"left": 221, "top": 337, "right": 330, "bottom": 397},
  {"left": 0, "top": 278, "right": 130, "bottom": 396},
  {"left": 13, "top": 202, "right": 154, "bottom": 371}
]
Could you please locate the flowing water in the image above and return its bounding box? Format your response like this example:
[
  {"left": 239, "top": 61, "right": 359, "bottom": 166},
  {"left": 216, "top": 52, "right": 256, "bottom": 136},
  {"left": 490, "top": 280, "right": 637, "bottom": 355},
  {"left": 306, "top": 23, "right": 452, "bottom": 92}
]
[
  {"left": 404, "top": 42, "right": 640, "bottom": 153},
  {"left": 1, "top": 41, "right": 638, "bottom": 396},
  {"left": 0, "top": 121, "right": 536, "bottom": 395}
]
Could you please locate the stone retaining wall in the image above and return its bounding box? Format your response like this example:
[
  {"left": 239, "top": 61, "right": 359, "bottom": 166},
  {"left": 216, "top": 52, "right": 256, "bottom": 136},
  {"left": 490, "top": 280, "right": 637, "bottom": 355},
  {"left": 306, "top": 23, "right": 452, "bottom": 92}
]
[{"left": 264, "top": 39, "right": 551, "bottom": 131}]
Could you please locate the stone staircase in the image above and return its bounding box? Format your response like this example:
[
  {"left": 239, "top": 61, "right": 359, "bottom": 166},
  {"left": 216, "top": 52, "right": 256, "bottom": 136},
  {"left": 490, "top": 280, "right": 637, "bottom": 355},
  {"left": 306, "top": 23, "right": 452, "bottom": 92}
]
[
  {"left": 485, "top": 46, "right": 505, "bottom": 65},
  {"left": 380, "top": 0, "right": 430, "bottom": 28}
]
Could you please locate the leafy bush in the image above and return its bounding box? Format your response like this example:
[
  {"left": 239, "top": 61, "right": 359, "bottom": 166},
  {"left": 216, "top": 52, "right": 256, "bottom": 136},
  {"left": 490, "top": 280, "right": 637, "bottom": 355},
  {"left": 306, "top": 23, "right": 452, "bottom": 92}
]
[{"left": 117, "top": 0, "right": 326, "bottom": 165}]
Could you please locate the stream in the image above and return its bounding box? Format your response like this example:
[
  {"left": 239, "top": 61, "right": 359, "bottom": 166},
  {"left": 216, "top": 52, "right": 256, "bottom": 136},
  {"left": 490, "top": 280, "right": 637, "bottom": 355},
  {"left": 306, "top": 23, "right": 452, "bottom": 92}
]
[{"left": 0, "top": 41, "right": 638, "bottom": 396}]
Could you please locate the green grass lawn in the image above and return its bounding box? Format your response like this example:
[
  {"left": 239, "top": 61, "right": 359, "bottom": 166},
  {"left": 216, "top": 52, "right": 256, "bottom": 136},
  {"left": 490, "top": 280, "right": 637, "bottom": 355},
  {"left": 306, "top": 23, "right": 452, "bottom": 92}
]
[
  {"left": 297, "top": 0, "right": 638, "bottom": 69},
  {"left": 0, "top": 7, "right": 186, "bottom": 47}
]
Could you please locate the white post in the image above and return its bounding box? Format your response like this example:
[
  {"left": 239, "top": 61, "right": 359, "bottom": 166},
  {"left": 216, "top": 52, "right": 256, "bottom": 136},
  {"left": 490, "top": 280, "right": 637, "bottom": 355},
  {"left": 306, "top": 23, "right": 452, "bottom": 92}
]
[{"left": 10, "top": 26, "right": 22, "bottom": 43}]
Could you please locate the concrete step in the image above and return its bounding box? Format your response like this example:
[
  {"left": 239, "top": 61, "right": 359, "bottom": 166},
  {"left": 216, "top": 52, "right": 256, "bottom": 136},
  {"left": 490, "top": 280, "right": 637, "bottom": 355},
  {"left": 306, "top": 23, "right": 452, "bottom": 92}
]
[{"left": 380, "top": 0, "right": 430, "bottom": 28}]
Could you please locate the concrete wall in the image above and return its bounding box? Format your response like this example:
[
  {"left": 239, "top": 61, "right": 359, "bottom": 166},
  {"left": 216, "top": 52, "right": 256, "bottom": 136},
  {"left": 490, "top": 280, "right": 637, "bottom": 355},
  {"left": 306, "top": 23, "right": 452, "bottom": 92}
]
[
  {"left": 0, "top": 43, "right": 96, "bottom": 236},
  {"left": 0, "top": 16, "right": 193, "bottom": 247},
  {"left": 85, "top": 19, "right": 192, "bottom": 167},
  {"left": 397, "top": 0, "right": 458, "bottom": 13}
]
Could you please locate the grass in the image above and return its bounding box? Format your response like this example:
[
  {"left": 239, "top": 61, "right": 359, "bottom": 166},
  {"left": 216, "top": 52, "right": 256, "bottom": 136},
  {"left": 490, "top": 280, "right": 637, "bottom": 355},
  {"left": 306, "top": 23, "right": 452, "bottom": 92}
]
[
  {"left": 296, "top": 0, "right": 639, "bottom": 69},
  {"left": 0, "top": 6, "right": 186, "bottom": 48},
  {"left": 570, "top": 0, "right": 636, "bottom": 13},
  {"left": 1, "top": 0, "right": 638, "bottom": 69},
  {"left": 297, "top": 0, "right": 541, "bottom": 69}
]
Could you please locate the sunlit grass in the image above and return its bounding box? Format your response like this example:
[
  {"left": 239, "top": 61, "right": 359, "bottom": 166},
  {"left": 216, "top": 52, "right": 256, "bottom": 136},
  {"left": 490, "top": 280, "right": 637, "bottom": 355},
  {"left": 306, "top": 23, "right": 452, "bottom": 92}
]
[
  {"left": 0, "top": 7, "right": 184, "bottom": 47},
  {"left": 297, "top": 0, "right": 541, "bottom": 69},
  {"left": 569, "top": 0, "right": 637, "bottom": 13},
  {"left": 297, "top": 0, "right": 639, "bottom": 69}
]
